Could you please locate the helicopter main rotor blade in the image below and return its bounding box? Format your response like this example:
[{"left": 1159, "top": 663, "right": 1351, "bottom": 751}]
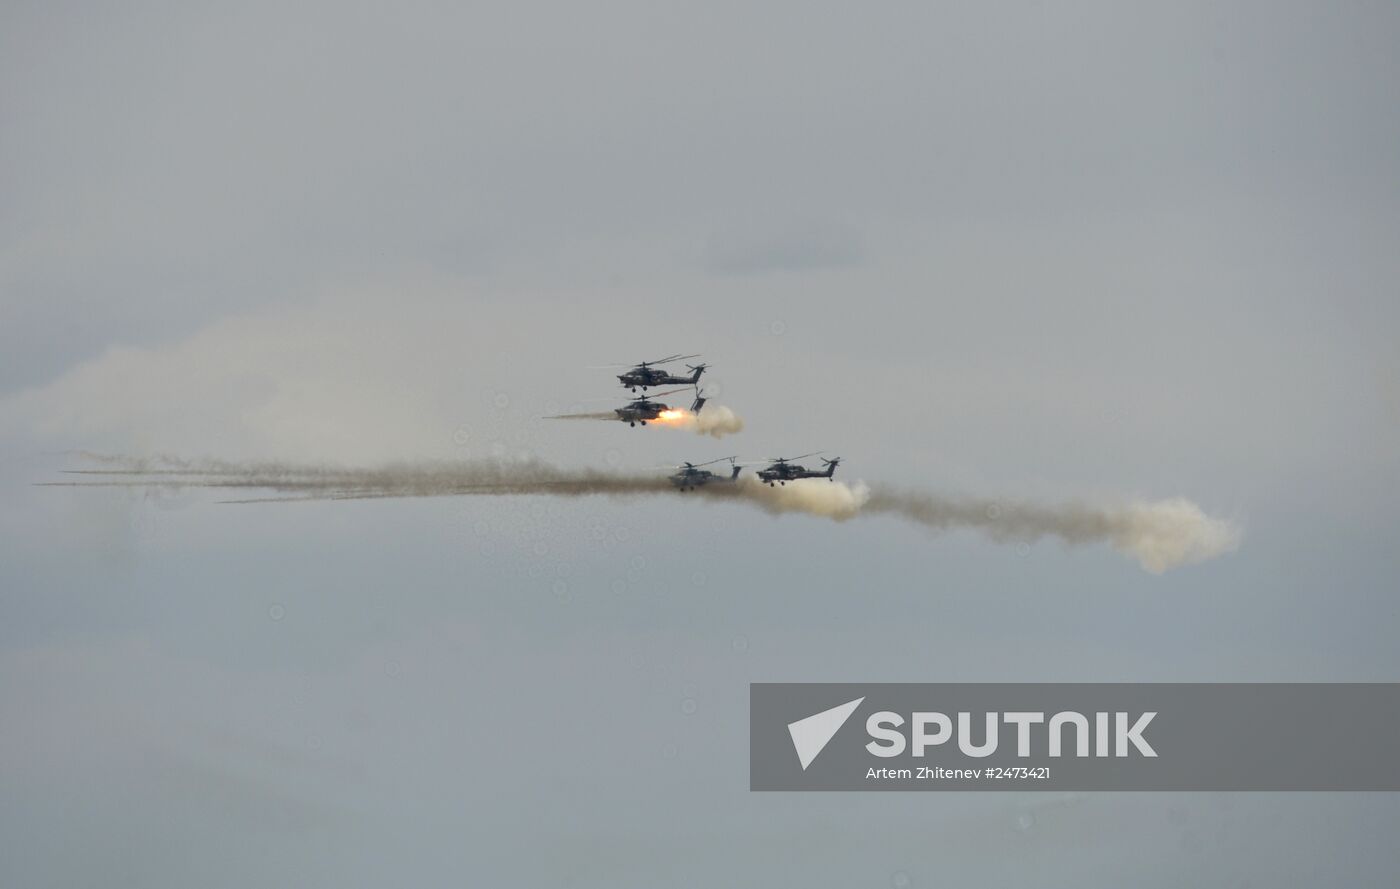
[
  {"left": 768, "top": 451, "right": 822, "bottom": 463},
  {"left": 688, "top": 455, "right": 738, "bottom": 468},
  {"left": 620, "top": 354, "right": 679, "bottom": 367},
  {"left": 639, "top": 387, "right": 692, "bottom": 400},
  {"left": 652, "top": 353, "right": 701, "bottom": 366},
  {"left": 590, "top": 354, "right": 700, "bottom": 369}
]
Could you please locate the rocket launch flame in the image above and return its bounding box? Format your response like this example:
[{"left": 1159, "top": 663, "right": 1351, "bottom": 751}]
[{"left": 545, "top": 404, "right": 744, "bottom": 438}]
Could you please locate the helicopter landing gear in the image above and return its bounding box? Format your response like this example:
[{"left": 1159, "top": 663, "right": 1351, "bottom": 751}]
[
  {"left": 629, "top": 421, "right": 636, "bottom": 427},
  {"left": 640, "top": 420, "right": 647, "bottom": 426}
]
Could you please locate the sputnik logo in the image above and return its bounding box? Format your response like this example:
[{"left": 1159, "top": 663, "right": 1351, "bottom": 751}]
[{"left": 787, "top": 697, "right": 865, "bottom": 770}]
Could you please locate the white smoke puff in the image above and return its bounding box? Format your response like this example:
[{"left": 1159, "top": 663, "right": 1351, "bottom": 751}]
[
  {"left": 1112, "top": 498, "right": 1242, "bottom": 574},
  {"left": 674, "top": 405, "right": 744, "bottom": 439},
  {"left": 863, "top": 487, "right": 1241, "bottom": 573},
  {"left": 739, "top": 476, "right": 870, "bottom": 520}
]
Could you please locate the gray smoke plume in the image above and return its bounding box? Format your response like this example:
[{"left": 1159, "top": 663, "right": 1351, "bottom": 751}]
[
  {"left": 685, "top": 405, "right": 744, "bottom": 438},
  {"left": 43, "top": 456, "right": 1239, "bottom": 572},
  {"left": 863, "top": 487, "right": 1241, "bottom": 574}
]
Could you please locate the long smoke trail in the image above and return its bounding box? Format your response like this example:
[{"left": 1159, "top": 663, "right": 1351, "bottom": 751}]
[{"left": 43, "top": 456, "right": 1239, "bottom": 572}]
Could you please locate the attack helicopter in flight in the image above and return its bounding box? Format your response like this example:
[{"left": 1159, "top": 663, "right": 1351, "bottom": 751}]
[
  {"left": 602, "top": 354, "right": 709, "bottom": 391},
  {"left": 613, "top": 387, "right": 705, "bottom": 427},
  {"left": 666, "top": 456, "right": 741, "bottom": 491},
  {"left": 754, "top": 453, "right": 842, "bottom": 486}
]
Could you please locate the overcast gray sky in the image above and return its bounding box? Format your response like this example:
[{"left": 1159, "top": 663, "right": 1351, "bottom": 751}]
[{"left": 3, "top": 2, "right": 1399, "bottom": 886}]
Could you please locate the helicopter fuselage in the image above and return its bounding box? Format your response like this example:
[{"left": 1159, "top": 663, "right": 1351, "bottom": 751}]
[
  {"left": 618, "top": 366, "right": 703, "bottom": 390},
  {"left": 614, "top": 401, "right": 670, "bottom": 425},
  {"left": 669, "top": 463, "right": 742, "bottom": 490},
  {"left": 756, "top": 461, "right": 838, "bottom": 485}
]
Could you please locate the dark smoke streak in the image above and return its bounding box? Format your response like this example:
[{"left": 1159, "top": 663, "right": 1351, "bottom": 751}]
[{"left": 41, "top": 455, "right": 1238, "bottom": 571}]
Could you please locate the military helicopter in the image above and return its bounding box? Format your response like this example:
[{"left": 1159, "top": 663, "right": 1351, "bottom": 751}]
[
  {"left": 613, "top": 387, "right": 704, "bottom": 427},
  {"left": 755, "top": 453, "right": 842, "bottom": 486},
  {"left": 667, "top": 456, "right": 741, "bottom": 491},
  {"left": 604, "top": 354, "right": 709, "bottom": 391}
]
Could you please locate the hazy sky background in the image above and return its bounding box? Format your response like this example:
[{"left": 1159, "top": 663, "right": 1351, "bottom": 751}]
[{"left": 3, "top": 2, "right": 1398, "bottom": 886}]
